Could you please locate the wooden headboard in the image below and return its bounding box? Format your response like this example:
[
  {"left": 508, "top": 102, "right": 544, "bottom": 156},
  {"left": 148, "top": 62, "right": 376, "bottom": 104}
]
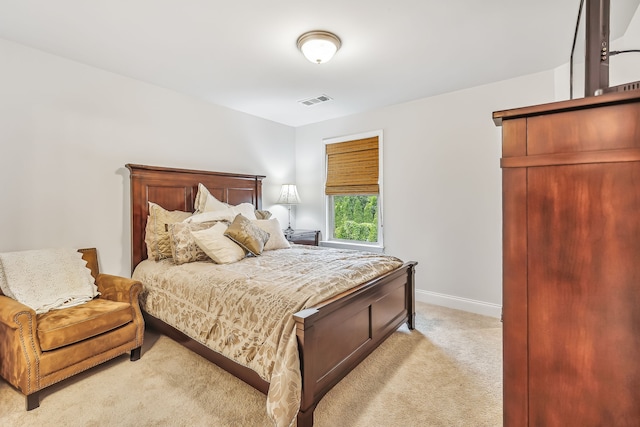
[{"left": 126, "top": 164, "right": 265, "bottom": 272}]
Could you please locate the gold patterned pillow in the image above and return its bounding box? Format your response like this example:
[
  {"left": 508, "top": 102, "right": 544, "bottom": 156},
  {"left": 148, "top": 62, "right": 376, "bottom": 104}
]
[
  {"left": 145, "top": 202, "right": 192, "bottom": 261},
  {"left": 254, "top": 210, "right": 272, "bottom": 220},
  {"left": 168, "top": 221, "right": 218, "bottom": 265},
  {"left": 224, "top": 214, "right": 270, "bottom": 256}
]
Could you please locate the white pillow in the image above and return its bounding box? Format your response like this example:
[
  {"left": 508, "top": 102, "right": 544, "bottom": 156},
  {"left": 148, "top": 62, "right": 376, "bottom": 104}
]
[
  {"left": 185, "top": 203, "right": 257, "bottom": 223},
  {"left": 190, "top": 222, "right": 246, "bottom": 264},
  {"left": 253, "top": 218, "right": 291, "bottom": 251},
  {"left": 0, "top": 248, "right": 98, "bottom": 314},
  {"left": 194, "top": 183, "right": 229, "bottom": 213}
]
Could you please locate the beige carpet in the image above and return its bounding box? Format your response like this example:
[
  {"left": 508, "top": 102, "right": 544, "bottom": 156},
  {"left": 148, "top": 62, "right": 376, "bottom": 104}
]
[{"left": 0, "top": 302, "right": 502, "bottom": 426}]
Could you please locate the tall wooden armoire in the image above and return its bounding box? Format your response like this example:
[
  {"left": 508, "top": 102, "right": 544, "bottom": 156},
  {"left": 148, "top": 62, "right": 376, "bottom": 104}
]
[{"left": 493, "top": 91, "right": 640, "bottom": 426}]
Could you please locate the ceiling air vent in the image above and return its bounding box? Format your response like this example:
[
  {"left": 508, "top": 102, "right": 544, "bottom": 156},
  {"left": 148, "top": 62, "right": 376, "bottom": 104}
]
[{"left": 298, "top": 94, "right": 333, "bottom": 107}]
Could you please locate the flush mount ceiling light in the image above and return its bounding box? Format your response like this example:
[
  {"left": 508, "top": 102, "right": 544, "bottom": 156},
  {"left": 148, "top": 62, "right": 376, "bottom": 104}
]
[{"left": 297, "top": 30, "right": 341, "bottom": 64}]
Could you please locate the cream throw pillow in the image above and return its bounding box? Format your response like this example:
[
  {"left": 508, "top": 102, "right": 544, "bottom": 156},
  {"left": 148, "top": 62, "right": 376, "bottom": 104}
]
[
  {"left": 190, "top": 222, "right": 246, "bottom": 264},
  {"left": 194, "top": 183, "right": 229, "bottom": 214},
  {"left": 253, "top": 218, "right": 291, "bottom": 251},
  {"left": 185, "top": 203, "right": 257, "bottom": 223}
]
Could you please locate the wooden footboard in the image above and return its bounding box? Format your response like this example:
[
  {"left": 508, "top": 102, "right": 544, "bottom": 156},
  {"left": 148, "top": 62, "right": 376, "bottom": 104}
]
[
  {"left": 141, "top": 260, "right": 416, "bottom": 427},
  {"left": 294, "top": 261, "right": 417, "bottom": 426}
]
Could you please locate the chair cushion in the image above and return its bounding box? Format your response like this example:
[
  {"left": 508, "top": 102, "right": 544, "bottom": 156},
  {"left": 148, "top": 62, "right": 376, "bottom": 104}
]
[{"left": 36, "top": 299, "right": 133, "bottom": 351}]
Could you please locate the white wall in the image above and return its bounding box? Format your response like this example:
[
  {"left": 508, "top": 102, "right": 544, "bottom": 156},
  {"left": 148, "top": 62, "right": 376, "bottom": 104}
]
[
  {"left": 295, "top": 3, "right": 640, "bottom": 318},
  {"left": 295, "top": 72, "right": 556, "bottom": 317},
  {"left": 555, "top": 4, "right": 640, "bottom": 99},
  {"left": 0, "top": 38, "right": 295, "bottom": 276}
]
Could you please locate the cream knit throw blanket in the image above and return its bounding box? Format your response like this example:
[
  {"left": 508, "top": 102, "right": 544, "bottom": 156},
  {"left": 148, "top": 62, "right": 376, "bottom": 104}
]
[{"left": 0, "top": 248, "right": 98, "bottom": 314}]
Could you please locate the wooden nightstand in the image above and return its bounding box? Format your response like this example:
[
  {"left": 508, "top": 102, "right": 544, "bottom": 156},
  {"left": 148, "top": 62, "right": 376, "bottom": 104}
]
[{"left": 285, "top": 229, "right": 320, "bottom": 246}]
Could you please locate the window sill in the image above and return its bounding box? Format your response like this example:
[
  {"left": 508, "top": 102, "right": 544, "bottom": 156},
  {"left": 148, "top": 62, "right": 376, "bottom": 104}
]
[{"left": 319, "top": 240, "right": 384, "bottom": 254}]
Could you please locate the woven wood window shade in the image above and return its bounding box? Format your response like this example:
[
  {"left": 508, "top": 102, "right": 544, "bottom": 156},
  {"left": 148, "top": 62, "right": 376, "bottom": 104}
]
[{"left": 325, "top": 136, "right": 379, "bottom": 196}]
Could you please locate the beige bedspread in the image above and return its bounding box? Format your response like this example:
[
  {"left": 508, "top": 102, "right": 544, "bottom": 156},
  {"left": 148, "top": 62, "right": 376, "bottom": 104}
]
[{"left": 132, "top": 244, "right": 403, "bottom": 427}]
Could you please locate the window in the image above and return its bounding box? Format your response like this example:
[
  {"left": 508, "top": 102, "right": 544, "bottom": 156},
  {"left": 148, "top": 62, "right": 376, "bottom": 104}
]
[{"left": 324, "top": 131, "right": 383, "bottom": 248}]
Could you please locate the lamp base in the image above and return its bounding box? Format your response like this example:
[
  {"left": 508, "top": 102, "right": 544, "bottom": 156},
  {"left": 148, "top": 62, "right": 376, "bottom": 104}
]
[{"left": 284, "top": 205, "right": 294, "bottom": 236}]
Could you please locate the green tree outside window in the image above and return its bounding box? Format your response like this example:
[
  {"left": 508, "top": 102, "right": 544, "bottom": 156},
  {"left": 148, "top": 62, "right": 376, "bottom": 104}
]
[{"left": 333, "top": 195, "right": 378, "bottom": 242}]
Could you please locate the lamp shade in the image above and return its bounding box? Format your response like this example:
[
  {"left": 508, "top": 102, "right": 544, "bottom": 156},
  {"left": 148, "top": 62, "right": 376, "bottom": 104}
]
[
  {"left": 297, "top": 31, "right": 341, "bottom": 64},
  {"left": 276, "top": 184, "right": 301, "bottom": 205}
]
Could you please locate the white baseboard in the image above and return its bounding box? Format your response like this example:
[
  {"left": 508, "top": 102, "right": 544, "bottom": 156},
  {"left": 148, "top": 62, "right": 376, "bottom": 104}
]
[{"left": 416, "top": 289, "right": 502, "bottom": 319}]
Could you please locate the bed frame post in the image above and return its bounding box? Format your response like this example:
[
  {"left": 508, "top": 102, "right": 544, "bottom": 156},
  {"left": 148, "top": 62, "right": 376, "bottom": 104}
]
[
  {"left": 295, "top": 308, "right": 319, "bottom": 427},
  {"left": 407, "top": 262, "right": 417, "bottom": 330},
  {"left": 297, "top": 406, "right": 316, "bottom": 427}
]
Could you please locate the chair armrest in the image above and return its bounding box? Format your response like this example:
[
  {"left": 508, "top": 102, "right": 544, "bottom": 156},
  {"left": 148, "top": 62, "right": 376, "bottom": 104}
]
[
  {"left": 95, "top": 274, "right": 145, "bottom": 351},
  {"left": 0, "top": 295, "right": 36, "bottom": 329},
  {"left": 95, "top": 274, "right": 143, "bottom": 304},
  {"left": 0, "top": 295, "right": 41, "bottom": 393}
]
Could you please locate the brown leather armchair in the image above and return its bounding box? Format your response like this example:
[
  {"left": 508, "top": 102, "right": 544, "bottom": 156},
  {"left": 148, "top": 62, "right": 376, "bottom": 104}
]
[{"left": 0, "top": 248, "right": 144, "bottom": 410}]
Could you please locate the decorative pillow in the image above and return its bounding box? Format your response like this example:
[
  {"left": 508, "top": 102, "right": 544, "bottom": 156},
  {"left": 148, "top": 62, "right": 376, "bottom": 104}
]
[
  {"left": 194, "top": 183, "right": 229, "bottom": 214},
  {"left": 0, "top": 248, "right": 98, "bottom": 314},
  {"left": 168, "top": 221, "right": 218, "bottom": 265},
  {"left": 190, "top": 222, "right": 246, "bottom": 264},
  {"left": 224, "top": 214, "right": 270, "bottom": 256},
  {"left": 255, "top": 210, "right": 272, "bottom": 220},
  {"left": 185, "top": 203, "right": 257, "bottom": 223},
  {"left": 145, "top": 202, "right": 192, "bottom": 260},
  {"left": 253, "top": 218, "right": 291, "bottom": 251}
]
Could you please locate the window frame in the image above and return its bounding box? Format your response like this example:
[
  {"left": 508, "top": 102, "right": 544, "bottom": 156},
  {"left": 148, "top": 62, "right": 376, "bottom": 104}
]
[{"left": 323, "top": 130, "right": 384, "bottom": 251}]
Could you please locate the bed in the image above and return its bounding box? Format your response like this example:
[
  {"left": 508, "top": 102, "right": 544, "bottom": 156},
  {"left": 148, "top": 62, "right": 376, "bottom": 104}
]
[{"left": 126, "top": 163, "right": 417, "bottom": 427}]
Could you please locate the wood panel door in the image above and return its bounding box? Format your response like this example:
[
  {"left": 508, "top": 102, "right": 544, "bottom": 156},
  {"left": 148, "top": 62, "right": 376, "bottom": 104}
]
[{"left": 526, "top": 162, "right": 640, "bottom": 426}]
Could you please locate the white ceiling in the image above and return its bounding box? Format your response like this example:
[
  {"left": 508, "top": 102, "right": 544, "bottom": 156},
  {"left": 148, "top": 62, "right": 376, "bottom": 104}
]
[{"left": 0, "top": 0, "right": 638, "bottom": 127}]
